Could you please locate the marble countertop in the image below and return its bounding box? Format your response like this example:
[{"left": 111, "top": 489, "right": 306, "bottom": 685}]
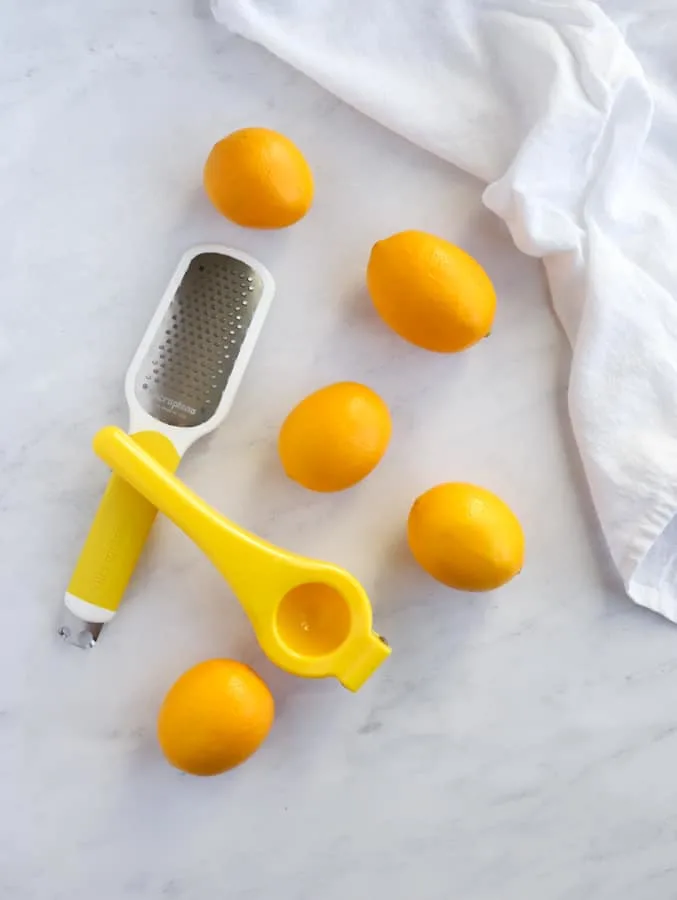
[{"left": 4, "top": 2, "right": 677, "bottom": 898}]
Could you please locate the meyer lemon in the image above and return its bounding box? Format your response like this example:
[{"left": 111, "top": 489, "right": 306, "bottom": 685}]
[
  {"left": 157, "top": 659, "right": 274, "bottom": 776},
  {"left": 407, "top": 483, "right": 524, "bottom": 591},
  {"left": 278, "top": 382, "right": 391, "bottom": 492},
  {"left": 203, "top": 127, "right": 313, "bottom": 228},
  {"left": 367, "top": 230, "right": 496, "bottom": 352}
]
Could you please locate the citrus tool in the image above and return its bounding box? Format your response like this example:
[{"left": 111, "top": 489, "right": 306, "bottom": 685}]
[
  {"left": 93, "top": 426, "right": 391, "bottom": 691},
  {"left": 59, "top": 246, "right": 274, "bottom": 648}
]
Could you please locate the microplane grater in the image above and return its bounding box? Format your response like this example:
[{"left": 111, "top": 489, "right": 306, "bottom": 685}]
[{"left": 58, "top": 245, "right": 274, "bottom": 648}]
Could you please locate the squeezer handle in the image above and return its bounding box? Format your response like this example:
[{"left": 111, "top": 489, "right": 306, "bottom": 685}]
[
  {"left": 64, "top": 431, "right": 180, "bottom": 627},
  {"left": 91, "top": 426, "right": 392, "bottom": 691}
]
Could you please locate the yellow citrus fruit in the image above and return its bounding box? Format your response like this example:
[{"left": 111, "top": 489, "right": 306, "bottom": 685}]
[
  {"left": 367, "top": 230, "right": 496, "bottom": 352},
  {"left": 407, "top": 483, "right": 524, "bottom": 591},
  {"left": 203, "top": 127, "right": 313, "bottom": 228},
  {"left": 157, "top": 659, "right": 274, "bottom": 776},
  {"left": 278, "top": 382, "right": 392, "bottom": 492}
]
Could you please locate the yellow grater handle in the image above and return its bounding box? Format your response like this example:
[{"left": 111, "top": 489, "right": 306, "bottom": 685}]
[{"left": 64, "top": 431, "right": 180, "bottom": 625}]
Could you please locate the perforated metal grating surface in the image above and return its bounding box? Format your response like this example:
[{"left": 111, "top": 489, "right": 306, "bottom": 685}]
[{"left": 135, "top": 253, "right": 263, "bottom": 427}]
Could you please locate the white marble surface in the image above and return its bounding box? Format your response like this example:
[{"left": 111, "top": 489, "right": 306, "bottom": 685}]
[{"left": 4, "top": 2, "right": 677, "bottom": 898}]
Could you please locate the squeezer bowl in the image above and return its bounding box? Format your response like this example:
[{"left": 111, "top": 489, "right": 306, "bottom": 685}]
[{"left": 276, "top": 583, "right": 352, "bottom": 657}]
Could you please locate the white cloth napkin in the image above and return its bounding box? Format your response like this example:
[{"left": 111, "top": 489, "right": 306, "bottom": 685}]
[{"left": 213, "top": 0, "right": 677, "bottom": 622}]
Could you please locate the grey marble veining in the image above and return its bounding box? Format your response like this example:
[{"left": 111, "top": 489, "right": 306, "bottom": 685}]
[{"left": 3, "top": 1, "right": 677, "bottom": 898}]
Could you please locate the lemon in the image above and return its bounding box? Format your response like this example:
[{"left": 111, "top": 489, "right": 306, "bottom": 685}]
[
  {"left": 367, "top": 230, "right": 496, "bottom": 352},
  {"left": 407, "top": 483, "right": 524, "bottom": 591},
  {"left": 157, "top": 660, "right": 274, "bottom": 776},
  {"left": 278, "top": 382, "right": 392, "bottom": 492},
  {"left": 203, "top": 127, "right": 313, "bottom": 228}
]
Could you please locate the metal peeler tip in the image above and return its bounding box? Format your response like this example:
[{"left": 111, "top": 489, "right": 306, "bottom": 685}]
[{"left": 57, "top": 609, "right": 102, "bottom": 649}]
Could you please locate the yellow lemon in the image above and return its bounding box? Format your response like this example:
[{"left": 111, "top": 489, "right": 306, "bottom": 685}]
[
  {"left": 367, "top": 230, "right": 496, "bottom": 352},
  {"left": 203, "top": 127, "right": 313, "bottom": 228},
  {"left": 407, "top": 483, "right": 524, "bottom": 591},
  {"left": 157, "top": 659, "right": 274, "bottom": 776},
  {"left": 278, "top": 382, "right": 392, "bottom": 492}
]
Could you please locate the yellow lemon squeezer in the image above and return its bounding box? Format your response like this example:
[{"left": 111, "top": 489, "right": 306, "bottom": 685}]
[{"left": 93, "top": 427, "right": 391, "bottom": 691}]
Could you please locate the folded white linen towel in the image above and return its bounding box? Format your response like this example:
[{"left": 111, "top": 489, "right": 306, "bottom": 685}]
[{"left": 213, "top": 0, "right": 677, "bottom": 622}]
